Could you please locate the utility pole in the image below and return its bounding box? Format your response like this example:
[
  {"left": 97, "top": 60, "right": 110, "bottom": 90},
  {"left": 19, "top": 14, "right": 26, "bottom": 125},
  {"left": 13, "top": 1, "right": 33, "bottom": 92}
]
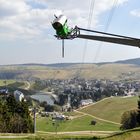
[{"left": 33, "top": 107, "right": 36, "bottom": 133}]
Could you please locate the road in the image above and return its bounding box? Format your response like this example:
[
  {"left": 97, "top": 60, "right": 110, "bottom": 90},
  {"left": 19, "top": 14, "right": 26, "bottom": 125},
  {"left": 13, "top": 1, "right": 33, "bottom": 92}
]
[
  {"left": 0, "top": 134, "right": 35, "bottom": 139},
  {"left": 0, "top": 131, "right": 121, "bottom": 138},
  {"left": 37, "top": 130, "right": 121, "bottom": 136}
]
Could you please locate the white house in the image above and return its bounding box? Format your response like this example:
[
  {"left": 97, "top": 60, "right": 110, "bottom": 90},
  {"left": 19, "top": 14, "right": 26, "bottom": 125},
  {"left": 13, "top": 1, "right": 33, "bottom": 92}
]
[
  {"left": 0, "top": 89, "right": 8, "bottom": 94},
  {"left": 14, "top": 90, "right": 24, "bottom": 102},
  {"left": 124, "top": 88, "right": 136, "bottom": 97},
  {"left": 80, "top": 99, "right": 93, "bottom": 106}
]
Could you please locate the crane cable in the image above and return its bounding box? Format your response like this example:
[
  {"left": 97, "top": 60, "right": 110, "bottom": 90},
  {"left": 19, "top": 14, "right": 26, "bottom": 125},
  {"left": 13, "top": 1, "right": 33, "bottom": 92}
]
[
  {"left": 75, "top": 0, "right": 95, "bottom": 79},
  {"left": 104, "top": 0, "right": 118, "bottom": 32},
  {"left": 77, "top": 27, "right": 139, "bottom": 40},
  {"left": 82, "top": 0, "right": 95, "bottom": 62},
  {"left": 93, "top": 0, "right": 118, "bottom": 63},
  {"left": 76, "top": 0, "right": 118, "bottom": 79}
]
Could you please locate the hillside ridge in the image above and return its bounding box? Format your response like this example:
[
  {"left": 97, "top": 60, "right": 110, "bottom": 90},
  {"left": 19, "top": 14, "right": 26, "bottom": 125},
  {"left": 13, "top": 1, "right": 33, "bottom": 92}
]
[{"left": 0, "top": 57, "right": 139, "bottom": 68}]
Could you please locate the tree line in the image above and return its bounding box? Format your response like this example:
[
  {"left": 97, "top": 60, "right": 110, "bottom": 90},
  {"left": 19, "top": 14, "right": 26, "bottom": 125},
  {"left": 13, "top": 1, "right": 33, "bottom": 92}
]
[
  {"left": 120, "top": 96, "right": 140, "bottom": 130},
  {"left": 0, "top": 95, "right": 33, "bottom": 133},
  {"left": 57, "top": 87, "right": 124, "bottom": 108}
]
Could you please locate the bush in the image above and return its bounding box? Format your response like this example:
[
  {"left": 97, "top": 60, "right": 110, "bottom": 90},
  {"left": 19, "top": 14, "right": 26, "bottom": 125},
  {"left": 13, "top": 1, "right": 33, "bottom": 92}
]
[
  {"left": 120, "top": 110, "right": 138, "bottom": 130},
  {"left": 91, "top": 120, "right": 97, "bottom": 125},
  {"left": 137, "top": 96, "right": 140, "bottom": 125},
  {"left": 44, "top": 104, "right": 61, "bottom": 112}
]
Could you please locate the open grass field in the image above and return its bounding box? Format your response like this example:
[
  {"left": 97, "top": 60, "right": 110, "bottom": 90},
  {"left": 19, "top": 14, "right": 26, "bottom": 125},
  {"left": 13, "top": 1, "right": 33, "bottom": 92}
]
[
  {"left": 79, "top": 96, "right": 138, "bottom": 123},
  {"left": 0, "top": 63, "right": 140, "bottom": 80},
  {"left": 0, "top": 80, "right": 16, "bottom": 87},
  {"left": 0, "top": 128, "right": 140, "bottom": 140},
  {"left": 36, "top": 115, "right": 119, "bottom": 132},
  {"left": 36, "top": 96, "right": 139, "bottom": 132},
  {"left": 0, "top": 79, "right": 30, "bottom": 91}
]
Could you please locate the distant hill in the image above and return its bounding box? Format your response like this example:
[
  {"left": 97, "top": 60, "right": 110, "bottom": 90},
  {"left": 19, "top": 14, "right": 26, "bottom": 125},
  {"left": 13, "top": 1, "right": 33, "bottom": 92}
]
[
  {"left": 116, "top": 58, "right": 140, "bottom": 66},
  {"left": 45, "top": 57, "right": 140, "bottom": 67},
  {"left": 3, "top": 57, "right": 139, "bottom": 68},
  {"left": 46, "top": 63, "right": 81, "bottom": 68},
  {"left": 0, "top": 58, "right": 140, "bottom": 80},
  {"left": 39, "top": 57, "right": 140, "bottom": 67}
]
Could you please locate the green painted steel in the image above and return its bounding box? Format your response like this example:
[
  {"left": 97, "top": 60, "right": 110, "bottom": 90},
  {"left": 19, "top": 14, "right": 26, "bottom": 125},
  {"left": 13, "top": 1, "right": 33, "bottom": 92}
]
[{"left": 56, "top": 23, "right": 70, "bottom": 38}]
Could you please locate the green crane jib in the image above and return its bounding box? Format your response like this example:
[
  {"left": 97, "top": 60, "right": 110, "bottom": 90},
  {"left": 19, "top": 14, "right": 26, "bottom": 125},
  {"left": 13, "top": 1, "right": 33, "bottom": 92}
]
[{"left": 52, "top": 14, "right": 140, "bottom": 57}]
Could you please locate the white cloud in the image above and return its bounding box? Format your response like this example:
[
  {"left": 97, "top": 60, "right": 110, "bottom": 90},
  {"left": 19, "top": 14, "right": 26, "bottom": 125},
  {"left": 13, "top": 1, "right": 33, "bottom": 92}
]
[
  {"left": 0, "top": 0, "right": 129, "bottom": 41},
  {"left": 117, "top": 0, "right": 129, "bottom": 5},
  {"left": 0, "top": 0, "right": 30, "bottom": 17},
  {"left": 0, "top": 1, "right": 57, "bottom": 40},
  {"left": 38, "top": 0, "right": 128, "bottom": 28},
  {"left": 130, "top": 9, "right": 140, "bottom": 17}
]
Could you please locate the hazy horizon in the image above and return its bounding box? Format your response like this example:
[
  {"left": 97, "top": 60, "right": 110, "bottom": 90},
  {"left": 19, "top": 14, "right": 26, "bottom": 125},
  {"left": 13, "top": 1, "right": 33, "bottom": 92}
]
[{"left": 0, "top": 57, "right": 139, "bottom": 66}]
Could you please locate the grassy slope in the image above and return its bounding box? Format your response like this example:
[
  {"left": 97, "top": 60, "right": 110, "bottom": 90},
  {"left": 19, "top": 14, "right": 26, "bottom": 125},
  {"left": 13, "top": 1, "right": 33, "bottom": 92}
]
[
  {"left": 0, "top": 64, "right": 140, "bottom": 80},
  {"left": 0, "top": 128, "right": 140, "bottom": 140},
  {"left": 20, "top": 64, "right": 140, "bottom": 80},
  {"left": 79, "top": 96, "right": 138, "bottom": 123},
  {"left": 79, "top": 64, "right": 140, "bottom": 80},
  {"left": 103, "top": 128, "right": 140, "bottom": 140},
  {"left": 0, "top": 80, "right": 29, "bottom": 92},
  {"left": 36, "top": 115, "right": 119, "bottom": 132},
  {"left": 0, "top": 80, "right": 16, "bottom": 87}
]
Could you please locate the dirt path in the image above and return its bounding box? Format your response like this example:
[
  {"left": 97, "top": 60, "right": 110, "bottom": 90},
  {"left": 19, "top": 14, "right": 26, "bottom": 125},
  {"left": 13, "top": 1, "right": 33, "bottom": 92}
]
[
  {"left": 71, "top": 114, "right": 86, "bottom": 119},
  {"left": 75, "top": 97, "right": 121, "bottom": 125},
  {"left": 75, "top": 110, "right": 120, "bottom": 125},
  {"left": 37, "top": 130, "right": 120, "bottom": 136},
  {"left": 24, "top": 81, "right": 31, "bottom": 90},
  {"left": 0, "top": 136, "right": 28, "bottom": 138}
]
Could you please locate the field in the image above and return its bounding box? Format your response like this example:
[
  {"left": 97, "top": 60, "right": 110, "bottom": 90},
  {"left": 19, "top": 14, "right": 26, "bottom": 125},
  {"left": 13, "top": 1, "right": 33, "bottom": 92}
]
[
  {"left": 0, "top": 79, "right": 31, "bottom": 90},
  {"left": 36, "top": 115, "right": 119, "bottom": 132},
  {"left": 105, "top": 129, "right": 140, "bottom": 140},
  {"left": 0, "top": 96, "right": 140, "bottom": 140},
  {"left": 0, "top": 128, "right": 140, "bottom": 140},
  {"left": 0, "top": 63, "right": 140, "bottom": 80},
  {"left": 79, "top": 96, "right": 138, "bottom": 123},
  {"left": 36, "top": 96, "right": 139, "bottom": 132},
  {"left": 0, "top": 80, "right": 16, "bottom": 87}
]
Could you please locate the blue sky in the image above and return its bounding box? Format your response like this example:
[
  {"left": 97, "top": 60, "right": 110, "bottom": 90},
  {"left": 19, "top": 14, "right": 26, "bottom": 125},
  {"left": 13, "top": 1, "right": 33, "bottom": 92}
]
[{"left": 0, "top": 0, "right": 140, "bottom": 65}]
